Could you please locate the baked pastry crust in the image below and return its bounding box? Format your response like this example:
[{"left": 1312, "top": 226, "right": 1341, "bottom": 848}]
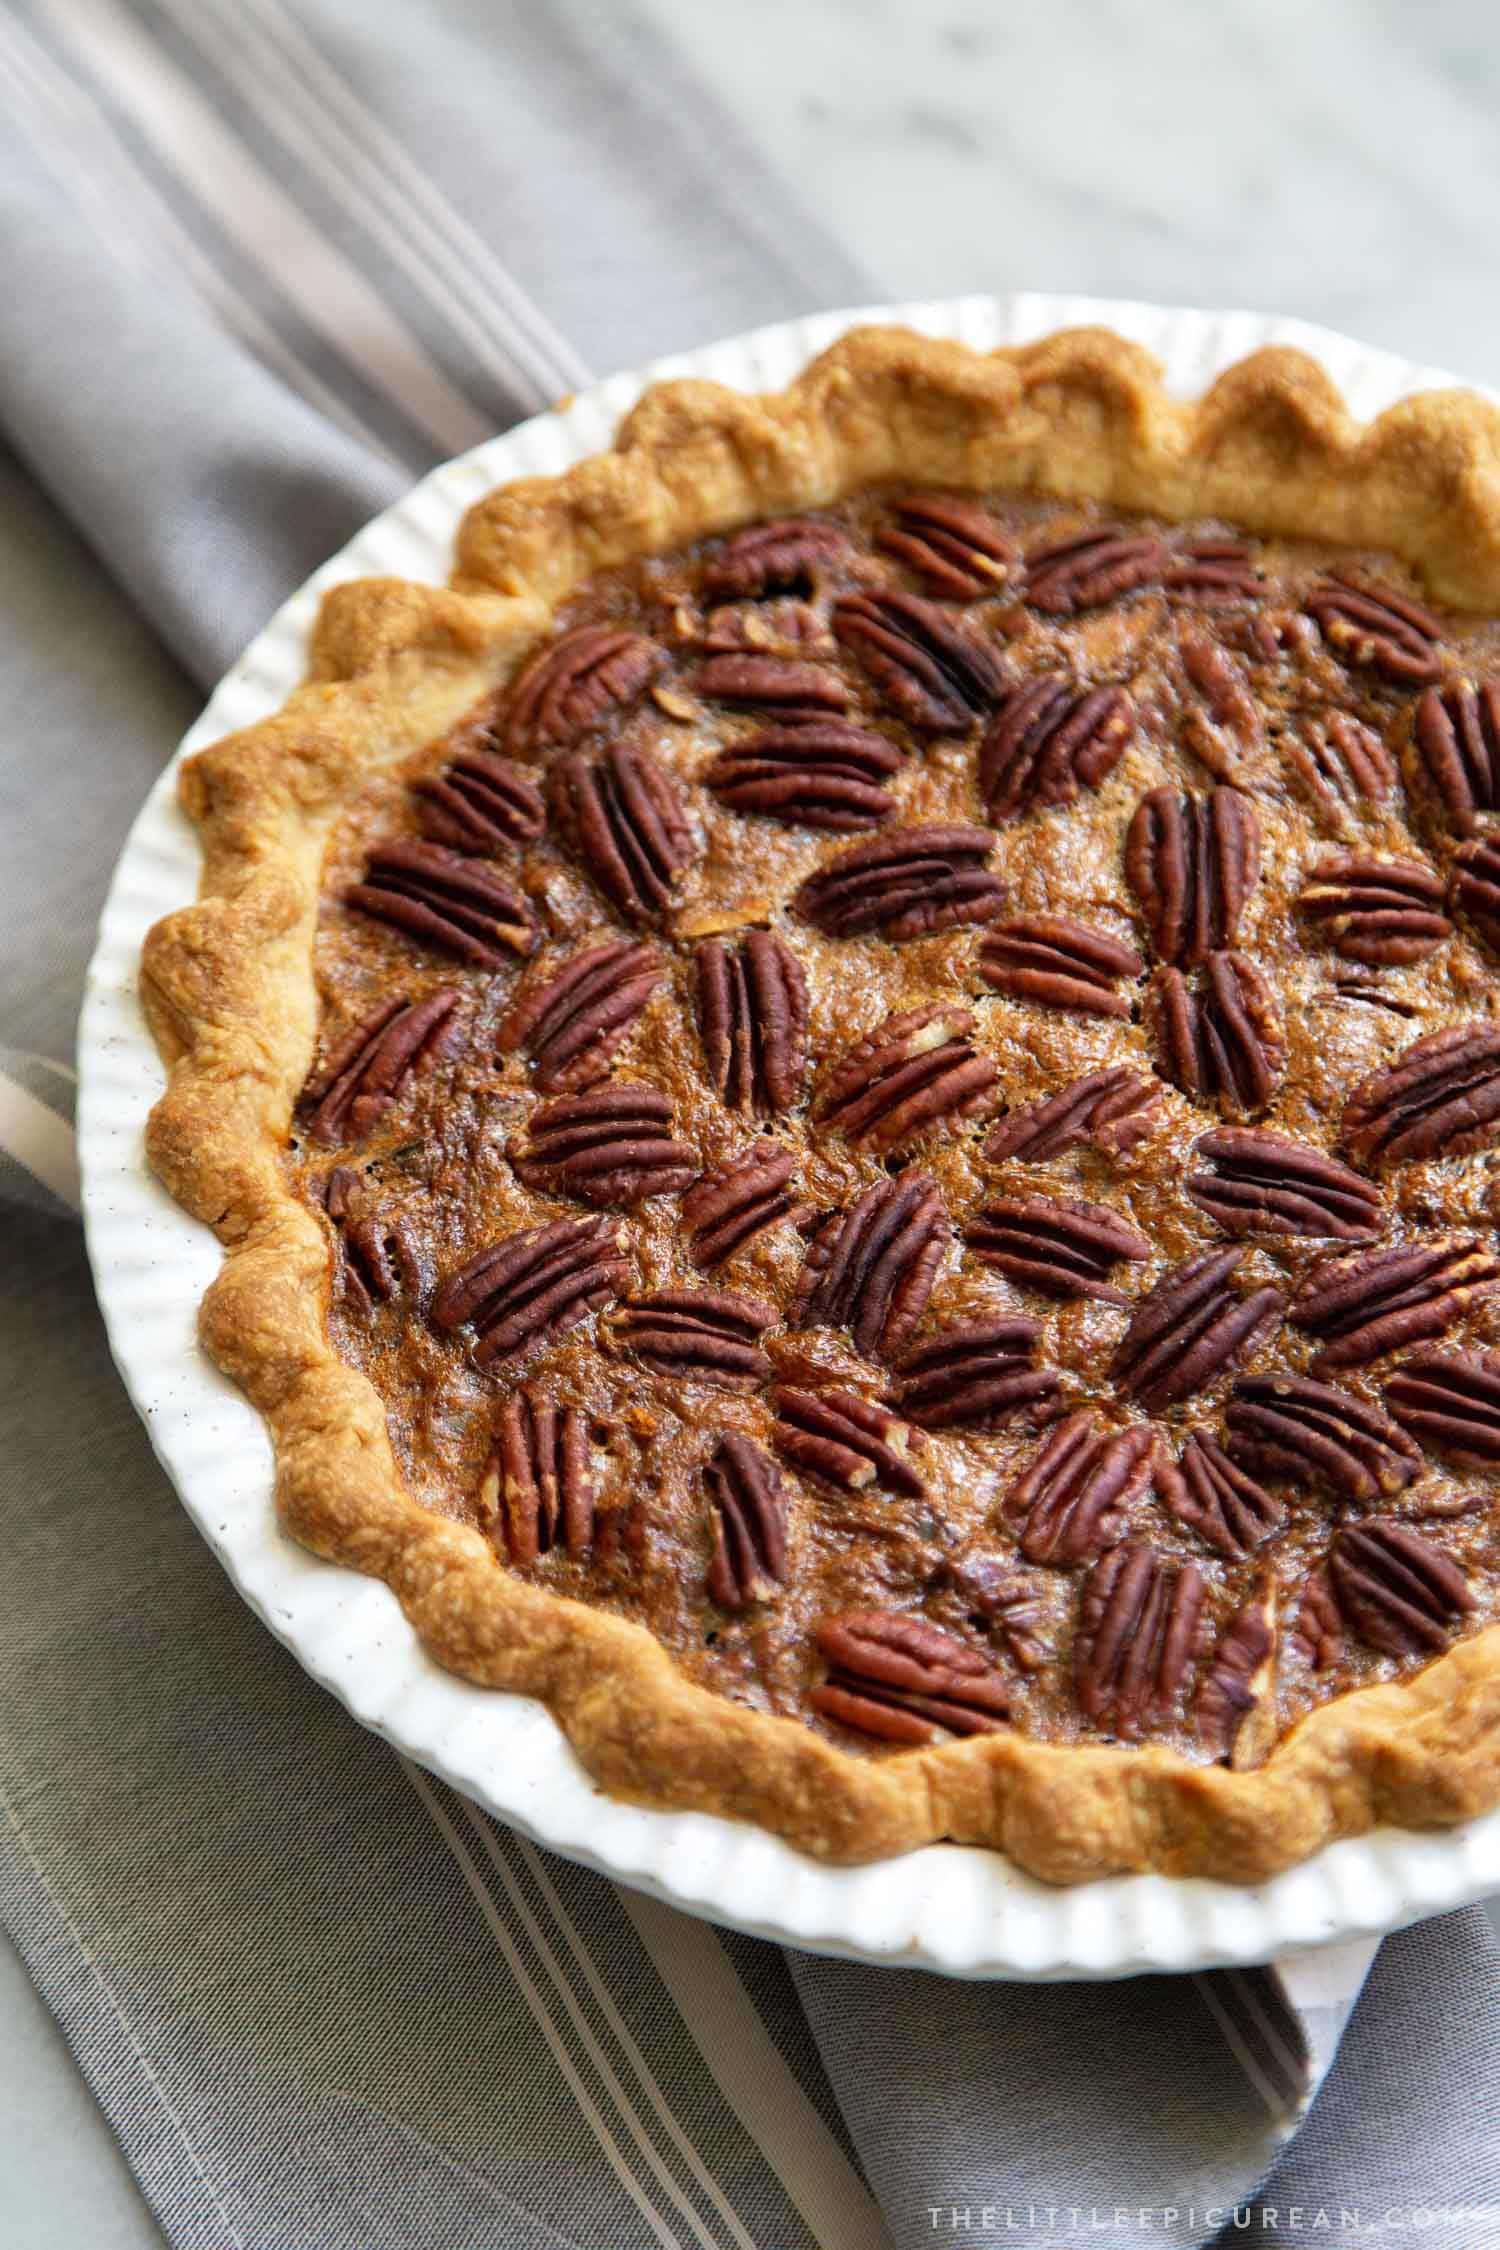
[{"left": 141, "top": 325, "right": 1500, "bottom": 1883}]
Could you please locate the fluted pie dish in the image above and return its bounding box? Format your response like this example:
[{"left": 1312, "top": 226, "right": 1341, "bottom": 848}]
[{"left": 134, "top": 314, "right": 1500, "bottom": 1890}]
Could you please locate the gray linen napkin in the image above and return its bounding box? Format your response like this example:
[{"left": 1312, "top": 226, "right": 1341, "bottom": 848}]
[{"left": 1, "top": 6, "right": 1497, "bottom": 2247}]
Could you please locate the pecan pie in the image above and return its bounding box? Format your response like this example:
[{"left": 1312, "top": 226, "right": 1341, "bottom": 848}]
[{"left": 142, "top": 327, "right": 1500, "bottom": 1883}]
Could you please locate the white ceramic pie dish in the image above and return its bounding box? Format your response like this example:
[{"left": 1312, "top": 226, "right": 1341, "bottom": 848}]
[{"left": 77, "top": 291, "right": 1500, "bottom": 1978}]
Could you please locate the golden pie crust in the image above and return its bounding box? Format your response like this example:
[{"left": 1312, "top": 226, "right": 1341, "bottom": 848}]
[{"left": 141, "top": 325, "right": 1500, "bottom": 1884}]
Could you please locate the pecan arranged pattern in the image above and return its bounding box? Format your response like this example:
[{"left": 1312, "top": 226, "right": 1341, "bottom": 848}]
[
  {"left": 1385, "top": 1349, "right": 1500, "bottom": 1467},
  {"left": 416, "top": 749, "right": 547, "bottom": 854},
  {"left": 1074, "top": 1544, "right": 1206, "bottom": 1739},
  {"left": 301, "top": 990, "right": 461, "bottom": 1146},
  {"left": 876, "top": 493, "right": 1014, "bottom": 598},
  {"left": 791, "top": 1171, "right": 948, "bottom": 1360},
  {"left": 831, "top": 590, "right": 1006, "bottom": 733},
  {"left": 499, "top": 938, "right": 662, "bottom": 1093},
  {"left": 688, "top": 651, "right": 851, "bottom": 720},
  {"left": 512, "top": 1084, "right": 695, "bottom": 1208},
  {"left": 772, "top": 1386, "right": 924, "bottom": 1497},
  {"left": 433, "top": 1214, "right": 630, "bottom": 1367},
  {"left": 1226, "top": 1374, "right": 1422, "bottom": 1504},
  {"left": 1124, "top": 786, "right": 1260, "bottom": 965},
  {"left": 977, "top": 916, "right": 1142, "bottom": 1017},
  {"left": 979, "top": 675, "right": 1134, "bottom": 823},
  {"left": 1448, "top": 834, "right": 1500, "bottom": 954},
  {"left": 1410, "top": 679, "right": 1500, "bottom": 837},
  {"left": 1024, "top": 526, "right": 1167, "bottom": 614},
  {"left": 1329, "top": 1519, "right": 1473, "bottom": 1657},
  {"left": 481, "top": 1391, "right": 595, "bottom": 1563},
  {"left": 1163, "top": 1430, "right": 1284, "bottom": 1558},
  {"left": 892, "top": 1316, "right": 1058, "bottom": 1431},
  {"left": 323, "top": 1166, "right": 419, "bottom": 1309},
  {"left": 347, "top": 841, "right": 536, "bottom": 966},
  {"left": 701, "top": 518, "right": 850, "bottom": 601},
  {"left": 705, "top": 1436, "right": 789, "bottom": 1609},
  {"left": 609, "top": 1287, "right": 775, "bottom": 1390},
  {"left": 505, "top": 624, "right": 666, "bottom": 757},
  {"left": 1148, "top": 952, "right": 1285, "bottom": 1116},
  {"left": 816, "top": 1006, "right": 998, "bottom": 1151},
  {"left": 983, "top": 1068, "right": 1164, "bottom": 1163},
  {"left": 681, "top": 1148, "right": 809, "bottom": 1267},
  {"left": 1112, "top": 1248, "right": 1283, "bottom": 1412},
  {"left": 1305, "top": 576, "right": 1445, "bottom": 686},
  {"left": 1165, "top": 538, "right": 1260, "bottom": 606},
  {"left": 966, "top": 1194, "right": 1151, "bottom": 1304},
  {"left": 556, "top": 742, "right": 696, "bottom": 923},
  {"left": 1290, "top": 1238, "right": 1500, "bottom": 1373},
  {"left": 810, "top": 1612, "right": 1011, "bottom": 1744},
  {"left": 704, "top": 721, "right": 901, "bottom": 830},
  {"left": 695, "top": 931, "right": 809, "bottom": 1114},
  {"left": 1297, "top": 852, "right": 1450, "bottom": 965},
  {"left": 1279, "top": 709, "right": 1397, "bottom": 835},
  {"left": 1005, "top": 1413, "right": 1159, "bottom": 1566},
  {"left": 1196, "top": 1587, "right": 1276, "bottom": 1763},
  {"left": 1176, "top": 631, "right": 1262, "bottom": 780},
  {"left": 793, "top": 823, "right": 1006, "bottom": 941},
  {"left": 1340, "top": 1022, "right": 1500, "bottom": 1167},
  {"left": 1185, "top": 1128, "right": 1384, "bottom": 1241}
]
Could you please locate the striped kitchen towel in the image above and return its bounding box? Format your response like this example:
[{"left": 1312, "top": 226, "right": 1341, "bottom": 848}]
[{"left": 1, "top": 5, "right": 1497, "bottom": 2246}]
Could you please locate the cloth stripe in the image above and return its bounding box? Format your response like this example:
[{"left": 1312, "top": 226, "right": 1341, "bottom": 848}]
[{"left": 0, "top": 1066, "right": 80, "bottom": 1209}]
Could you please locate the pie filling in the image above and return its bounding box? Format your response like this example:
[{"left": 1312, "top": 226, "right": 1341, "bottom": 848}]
[{"left": 291, "top": 488, "right": 1500, "bottom": 1769}]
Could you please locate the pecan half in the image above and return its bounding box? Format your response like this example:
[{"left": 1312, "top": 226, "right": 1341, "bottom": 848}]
[
  {"left": 695, "top": 931, "right": 809, "bottom": 1114},
  {"left": 876, "top": 493, "right": 1014, "bottom": 598},
  {"left": 831, "top": 590, "right": 1006, "bottom": 733},
  {"left": 1305, "top": 576, "right": 1445, "bottom": 686},
  {"left": 1112, "top": 1249, "right": 1283, "bottom": 1412},
  {"left": 1279, "top": 709, "right": 1398, "bottom": 836},
  {"left": 347, "top": 842, "right": 536, "bottom": 966},
  {"left": 705, "top": 1435, "right": 788, "bottom": 1609},
  {"left": 1165, "top": 537, "right": 1260, "bottom": 606},
  {"left": 1005, "top": 1414, "right": 1159, "bottom": 1566},
  {"left": 1290, "top": 1238, "right": 1500, "bottom": 1373},
  {"left": 301, "top": 989, "right": 461, "bottom": 1146},
  {"left": 966, "top": 1194, "right": 1151, "bottom": 1304},
  {"left": 480, "top": 1391, "right": 595, "bottom": 1563},
  {"left": 1226, "top": 1374, "right": 1422, "bottom": 1504},
  {"left": 1176, "top": 631, "right": 1262, "bottom": 780},
  {"left": 1411, "top": 679, "right": 1500, "bottom": 838},
  {"left": 1125, "top": 787, "right": 1260, "bottom": 966},
  {"left": 772, "top": 1386, "right": 923, "bottom": 1497},
  {"left": 1148, "top": 952, "right": 1285, "bottom": 1117},
  {"left": 609, "top": 1287, "right": 774, "bottom": 1390},
  {"left": 1185, "top": 1127, "right": 1383, "bottom": 1242},
  {"left": 512, "top": 1084, "right": 695, "bottom": 1208},
  {"left": 983, "top": 1068, "right": 1164, "bottom": 1163},
  {"left": 1074, "top": 1544, "right": 1206, "bottom": 1738},
  {"left": 1024, "top": 526, "right": 1167, "bottom": 615},
  {"left": 979, "top": 675, "right": 1135, "bottom": 823},
  {"left": 695, "top": 598, "right": 829, "bottom": 656},
  {"left": 1289, "top": 1570, "right": 1346, "bottom": 1670},
  {"left": 556, "top": 742, "right": 696, "bottom": 923},
  {"left": 793, "top": 824, "right": 1006, "bottom": 940},
  {"left": 791, "top": 1171, "right": 949, "bottom": 1359},
  {"left": 701, "top": 518, "right": 850, "bottom": 601},
  {"left": 1385, "top": 1348, "right": 1500, "bottom": 1467},
  {"left": 977, "top": 916, "right": 1143, "bottom": 1017},
  {"left": 810, "top": 1611, "right": 1011, "bottom": 1744},
  {"left": 1164, "top": 1429, "right": 1284, "bottom": 1558},
  {"left": 1196, "top": 1585, "right": 1277, "bottom": 1764},
  {"left": 1298, "top": 852, "right": 1450, "bottom": 965},
  {"left": 1329, "top": 1519, "right": 1473, "bottom": 1657},
  {"left": 433, "top": 1214, "right": 630, "bottom": 1367},
  {"left": 1340, "top": 1022, "right": 1500, "bottom": 1167},
  {"left": 892, "top": 1316, "right": 1058, "bottom": 1431},
  {"left": 704, "top": 721, "right": 901, "bottom": 831},
  {"left": 1448, "top": 833, "right": 1500, "bottom": 955},
  {"left": 323, "top": 1166, "right": 420, "bottom": 1310},
  {"left": 498, "top": 938, "right": 662, "bottom": 1093},
  {"left": 816, "top": 1006, "right": 998, "bottom": 1152},
  {"left": 688, "top": 651, "right": 851, "bottom": 721},
  {"left": 504, "top": 625, "right": 665, "bottom": 757},
  {"left": 416, "top": 749, "right": 546, "bottom": 854},
  {"left": 681, "top": 1147, "right": 809, "bottom": 1267}
]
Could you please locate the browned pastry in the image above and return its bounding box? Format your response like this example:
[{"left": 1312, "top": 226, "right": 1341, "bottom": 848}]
[{"left": 142, "top": 323, "right": 1500, "bottom": 1886}]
